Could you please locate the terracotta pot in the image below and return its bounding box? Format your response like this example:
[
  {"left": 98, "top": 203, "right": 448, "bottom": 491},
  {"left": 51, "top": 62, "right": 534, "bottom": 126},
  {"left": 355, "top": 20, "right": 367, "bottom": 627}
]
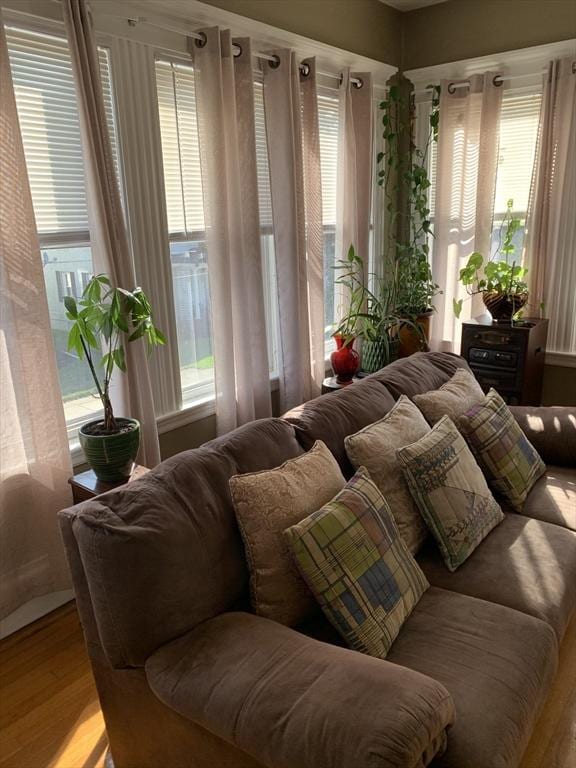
[
  {"left": 483, "top": 291, "right": 528, "bottom": 322},
  {"left": 398, "top": 311, "right": 433, "bottom": 358},
  {"left": 330, "top": 334, "right": 360, "bottom": 384}
]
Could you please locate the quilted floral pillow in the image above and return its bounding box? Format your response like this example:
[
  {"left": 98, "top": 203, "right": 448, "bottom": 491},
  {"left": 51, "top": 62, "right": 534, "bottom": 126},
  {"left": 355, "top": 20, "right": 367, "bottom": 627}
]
[
  {"left": 284, "top": 468, "right": 429, "bottom": 658},
  {"left": 458, "top": 389, "right": 546, "bottom": 511},
  {"left": 413, "top": 369, "right": 485, "bottom": 424},
  {"left": 230, "top": 440, "right": 346, "bottom": 627},
  {"left": 398, "top": 416, "right": 504, "bottom": 571}
]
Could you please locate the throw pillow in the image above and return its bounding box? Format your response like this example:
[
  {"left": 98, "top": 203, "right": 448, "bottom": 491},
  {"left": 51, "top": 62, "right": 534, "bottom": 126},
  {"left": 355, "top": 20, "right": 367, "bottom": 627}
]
[
  {"left": 398, "top": 416, "right": 504, "bottom": 571},
  {"left": 344, "top": 395, "right": 430, "bottom": 554},
  {"left": 458, "top": 389, "right": 546, "bottom": 511},
  {"left": 284, "top": 467, "right": 429, "bottom": 658},
  {"left": 413, "top": 368, "right": 485, "bottom": 424},
  {"left": 229, "top": 440, "right": 346, "bottom": 626}
]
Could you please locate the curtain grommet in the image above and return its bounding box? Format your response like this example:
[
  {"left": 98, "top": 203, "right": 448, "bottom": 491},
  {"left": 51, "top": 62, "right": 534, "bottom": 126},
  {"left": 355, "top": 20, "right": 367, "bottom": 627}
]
[
  {"left": 352, "top": 77, "right": 364, "bottom": 89},
  {"left": 493, "top": 74, "right": 504, "bottom": 87},
  {"left": 269, "top": 54, "right": 281, "bottom": 69},
  {"left": 233, "top": 43, "right": 242, "bottom": 58},
  {"left": 447, "top": 82, "right": 457, "bottom": 94},
  {"left": 195, "top": 32, "right": 207, "bottom": 48},
  {"left": 300, "top": 62, "right": 311, "bottom": 78}
]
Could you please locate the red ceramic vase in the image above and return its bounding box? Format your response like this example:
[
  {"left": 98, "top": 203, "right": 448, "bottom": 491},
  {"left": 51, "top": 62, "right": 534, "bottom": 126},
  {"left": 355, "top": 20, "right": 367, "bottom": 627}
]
[{"left": 331, "top": 334, "right": 360, "bottom": 384}]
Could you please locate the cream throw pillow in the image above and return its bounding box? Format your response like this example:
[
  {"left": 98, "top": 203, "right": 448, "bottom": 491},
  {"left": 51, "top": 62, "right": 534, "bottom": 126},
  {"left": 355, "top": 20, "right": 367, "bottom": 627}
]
[
  {"left": 344, "top": 395, "right": 430, "bottom": 554},
  {"left": 229, "top": 440, "right": 345, "bottom": 626},
  {"left": 413, "top": 369, "right": 485, "bottom": 424}
]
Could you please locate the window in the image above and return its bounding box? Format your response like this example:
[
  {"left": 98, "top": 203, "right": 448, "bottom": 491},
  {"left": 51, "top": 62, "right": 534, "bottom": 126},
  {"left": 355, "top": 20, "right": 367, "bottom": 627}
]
[
  {"left": 155, "top": 60, "right": 279, "bottom": 400},
  {"left": 6, "top": 25, "right": 119, "bottom": 440},
  {"left": 425, "top": 87, "right": 542, "bottom": 263},
  {"left": 490, "top": 90, "right": 542, "bottom": 260},
  {"left": 318, "top": 91, "right": 340, "bottom": 354}
]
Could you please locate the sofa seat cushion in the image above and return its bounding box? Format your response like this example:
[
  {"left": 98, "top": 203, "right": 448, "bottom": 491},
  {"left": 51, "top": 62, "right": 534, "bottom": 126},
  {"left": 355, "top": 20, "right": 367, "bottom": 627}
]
[
  {"left": 518, "top": 465, "right": 576, "bottom": 531},
  {"left": 368, "top": 352, "right": 470, "bottom": 399},
  {"left": 147, "top": 612, "right": 455, "bottom": 768},
  {"left": 387, "top": 587, "right": 558, "bottom": 768},
  {"left": 417, "top": 513, "right": 576, "bottom": 640},
  {"left": 283, "top": 379, "right": 396, "bottom": 477}
]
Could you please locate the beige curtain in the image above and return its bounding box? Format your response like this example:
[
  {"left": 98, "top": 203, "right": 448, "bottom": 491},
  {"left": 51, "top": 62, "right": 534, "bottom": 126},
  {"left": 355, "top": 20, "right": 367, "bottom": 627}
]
[
  {"left": 336, "top": 70, "right": 374, "bottom": 284},
  {"left": 0, "top": 19, "right": 72, "bottom": 621},
  {"left": 431, "top": 73, "right": 502, "bottom": 352},
  {"left": 301, "top": 58, "right": 325, "bottom": 395},
  {"left": 191, "top": 29, "right": 272, "bottom": 434},
  {"left": 262, "top": 49, "right": 324, "bottom": 410},
  {"left": 525, "top": 58, "right": 576, "bottom": 354},
  {"left": 62, "top": 0, "right": 160, "bottom": 465}
]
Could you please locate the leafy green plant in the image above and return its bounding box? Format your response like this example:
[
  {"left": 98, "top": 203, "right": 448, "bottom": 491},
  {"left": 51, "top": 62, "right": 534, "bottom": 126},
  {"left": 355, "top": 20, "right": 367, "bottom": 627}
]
[
  {"left": 377, "top": 82, "right": 442, "bottom": 318},
  {"left": 453, "top": 200, "right": 528, "bottom": 318},
  {"left": 64, "top": 274, "right": 165, "bottom": 433},
  {"left": 333, "top": 245, "right": 419, "bottom": 348}
]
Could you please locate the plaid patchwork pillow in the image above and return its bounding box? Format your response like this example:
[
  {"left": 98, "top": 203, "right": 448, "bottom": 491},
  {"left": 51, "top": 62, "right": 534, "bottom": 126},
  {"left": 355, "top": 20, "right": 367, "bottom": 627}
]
[
  {"left": 459, "top": 389, "right": 546, "bottom": 512},
  {"left": 284, "top": 468, "right": 429, "bottom": 658},
  {"left": 398, "top": 416, "right": 504, "bottom": 571}
]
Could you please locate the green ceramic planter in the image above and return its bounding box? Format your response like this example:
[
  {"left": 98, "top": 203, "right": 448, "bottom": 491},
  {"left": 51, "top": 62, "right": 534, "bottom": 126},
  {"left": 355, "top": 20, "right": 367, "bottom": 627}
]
[
  {"left": 79, "top": 418, "right": 140, "bottom": 482},
  {"left": 361, "top": 337, "right": 400, "bottom": 374}
]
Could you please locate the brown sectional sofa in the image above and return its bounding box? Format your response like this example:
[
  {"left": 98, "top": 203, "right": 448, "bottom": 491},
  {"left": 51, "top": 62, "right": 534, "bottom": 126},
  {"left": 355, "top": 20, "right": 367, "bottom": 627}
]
[{"left": 59, "top": 352, "right": 576, "bottom": 768}]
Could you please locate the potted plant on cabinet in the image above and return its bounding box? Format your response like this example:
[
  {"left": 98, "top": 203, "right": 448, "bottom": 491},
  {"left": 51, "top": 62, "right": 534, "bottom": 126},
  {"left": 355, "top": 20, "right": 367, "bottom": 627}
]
[
  {"left": 377, "top": 81, "right": 442, "bottom": 356},
  {"left": 65, "top": 273, "right": 165, "bottom": 481},
  {"left": 453, "top": 200, "right": 531, "bottom": 323}
]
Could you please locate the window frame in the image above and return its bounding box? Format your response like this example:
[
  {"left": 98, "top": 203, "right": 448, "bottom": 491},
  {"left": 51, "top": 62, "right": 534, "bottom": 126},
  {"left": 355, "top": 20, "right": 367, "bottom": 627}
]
[{"left": 4, "top": 4, "right": 396, "bottom": 464}]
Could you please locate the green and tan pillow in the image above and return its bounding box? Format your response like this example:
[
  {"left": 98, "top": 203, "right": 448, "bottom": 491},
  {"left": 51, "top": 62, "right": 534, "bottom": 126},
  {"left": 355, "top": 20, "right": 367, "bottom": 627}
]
[
  {"left": 229, "top": 440, "right": 345, "bottom": 626},
  {"left": 413, "top": 368, "right": 485, "bottom": 424},
  {"left": 398, "top": 416, "right": 504, "bottom": 571},
  {"left": 345, "top": 395, "right": 430, "bottom": 554},
  {"left": 284, "top": 467, "right": 429, "bottom": 658},
  {"left": 459, "top": 389, "right": 546, "bottom": 511}
]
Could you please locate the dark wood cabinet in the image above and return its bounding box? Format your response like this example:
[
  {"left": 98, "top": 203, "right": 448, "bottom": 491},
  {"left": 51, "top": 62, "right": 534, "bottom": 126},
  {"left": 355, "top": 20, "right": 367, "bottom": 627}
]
[
  {"left": 68, "top": 464, "right": 150, "bottom": 504},
  {"left": 461, "top": 316, "right": 548, "bottom": 405}
]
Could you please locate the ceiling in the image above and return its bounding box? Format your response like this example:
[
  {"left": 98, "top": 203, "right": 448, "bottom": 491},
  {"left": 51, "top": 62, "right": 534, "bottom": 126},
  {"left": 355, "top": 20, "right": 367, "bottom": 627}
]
[{"left": 381, "top": 0, "right": 449, "bottom": 11}]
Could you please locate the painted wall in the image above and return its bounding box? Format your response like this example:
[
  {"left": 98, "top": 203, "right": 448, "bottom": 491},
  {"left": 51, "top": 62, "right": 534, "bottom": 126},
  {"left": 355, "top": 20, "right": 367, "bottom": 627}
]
[
  {"left": 542, "top": 365, "right": 576, "bottom": 407},
  {"left": 198, "top": 0, "right": 403, "bottom": 66},
  {"left": 402, "top": 0, "right": 576, "bottom": 70}
]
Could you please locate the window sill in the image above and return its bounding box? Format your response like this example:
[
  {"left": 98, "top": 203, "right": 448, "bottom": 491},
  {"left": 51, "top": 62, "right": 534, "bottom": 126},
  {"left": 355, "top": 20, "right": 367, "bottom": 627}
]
[
  {"left": 545, "top": 352, "right": 576, "bottom": 369},
  {"left": 70, "top": 374, "right": 282, "bottom": 467}
]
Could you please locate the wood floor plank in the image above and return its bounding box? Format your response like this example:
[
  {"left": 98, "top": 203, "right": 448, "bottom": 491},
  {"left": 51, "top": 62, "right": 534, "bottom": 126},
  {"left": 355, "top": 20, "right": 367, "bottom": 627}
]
[{"left": 0, "top": 601, "right": 574, "bottom": 768}]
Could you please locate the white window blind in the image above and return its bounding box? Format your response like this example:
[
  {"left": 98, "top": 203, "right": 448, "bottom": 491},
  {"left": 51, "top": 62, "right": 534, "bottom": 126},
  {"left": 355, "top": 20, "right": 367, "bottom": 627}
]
[
  {"left": 6, "top": 26, "right": 117, "bottom": 239},
  {"left": 426, "top": 88, "right": 542, "bottom": 220},
  {"left": 318, "top": 92, "right": 339, "bottom": 226},
  {"left": 155, "top": 59, "right": 205, "bottom": 235},
  {"left": 494, "top": 90, "right": 542, "bottom": 215}
]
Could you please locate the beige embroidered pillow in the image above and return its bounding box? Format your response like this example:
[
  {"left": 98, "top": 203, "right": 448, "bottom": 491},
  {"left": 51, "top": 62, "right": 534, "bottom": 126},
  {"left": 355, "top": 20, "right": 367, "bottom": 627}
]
[
  {"left": 413, "top": 369, "right": 485, "bottom": 424},
  {"left": 344, "top": 396, "right": 430, "bottom": 554},
  {"left": 229, "top": 440, "right": 346, "bottom": 626}
]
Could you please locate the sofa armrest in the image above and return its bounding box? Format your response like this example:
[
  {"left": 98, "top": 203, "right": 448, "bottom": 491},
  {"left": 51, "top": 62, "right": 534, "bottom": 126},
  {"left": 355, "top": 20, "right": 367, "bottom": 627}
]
[
  {"left": 509, "top": 406, "right": 576, "bottom": 467},
  {"left": 146, "top": 612, "right": 454, "bottom": 768}
]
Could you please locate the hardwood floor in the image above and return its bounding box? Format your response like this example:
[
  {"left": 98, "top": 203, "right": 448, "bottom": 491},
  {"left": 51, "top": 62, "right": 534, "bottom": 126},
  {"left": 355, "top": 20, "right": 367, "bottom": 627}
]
[{"left": 0, "top": 602, "right": 574, "bottom": 768}]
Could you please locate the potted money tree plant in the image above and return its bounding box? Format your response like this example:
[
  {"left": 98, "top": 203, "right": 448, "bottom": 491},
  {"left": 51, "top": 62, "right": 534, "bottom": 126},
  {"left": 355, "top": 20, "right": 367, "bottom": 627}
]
[{"left": 65, "top": 273, "right": 165, "bottom": 481}]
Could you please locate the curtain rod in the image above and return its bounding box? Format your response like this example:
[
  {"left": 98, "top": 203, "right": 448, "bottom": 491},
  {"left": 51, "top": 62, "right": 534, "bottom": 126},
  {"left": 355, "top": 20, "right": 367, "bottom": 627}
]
[
  {"left": 86, "top": 6, "right": 365, "bottom": 87},
  {"left": 413, "top": 69, "right": 551, "bottom": 96}
]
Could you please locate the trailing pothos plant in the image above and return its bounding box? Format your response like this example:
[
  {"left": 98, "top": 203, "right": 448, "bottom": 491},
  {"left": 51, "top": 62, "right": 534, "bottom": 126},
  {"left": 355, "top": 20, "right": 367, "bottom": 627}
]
[
  {"left": 64, "top": 274, "right": 165, "bottom": 433},
  {"left": 377, "top": 81, "right": 442, "bottom": 318},
  {"left": 453, "top": 199, "right": 529, "bottom": 319}
]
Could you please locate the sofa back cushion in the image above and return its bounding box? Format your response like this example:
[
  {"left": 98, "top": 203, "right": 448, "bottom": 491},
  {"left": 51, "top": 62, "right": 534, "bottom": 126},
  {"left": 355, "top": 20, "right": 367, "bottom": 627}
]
[
  {"left": 368, "top": 352, "right": 470, "bottom": 399},
  {"left": 67, "top": 418, "right": 303, "bottom": 669},
  {"left": 283, "top": 379, "right": 396, "bottom": 477}
]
